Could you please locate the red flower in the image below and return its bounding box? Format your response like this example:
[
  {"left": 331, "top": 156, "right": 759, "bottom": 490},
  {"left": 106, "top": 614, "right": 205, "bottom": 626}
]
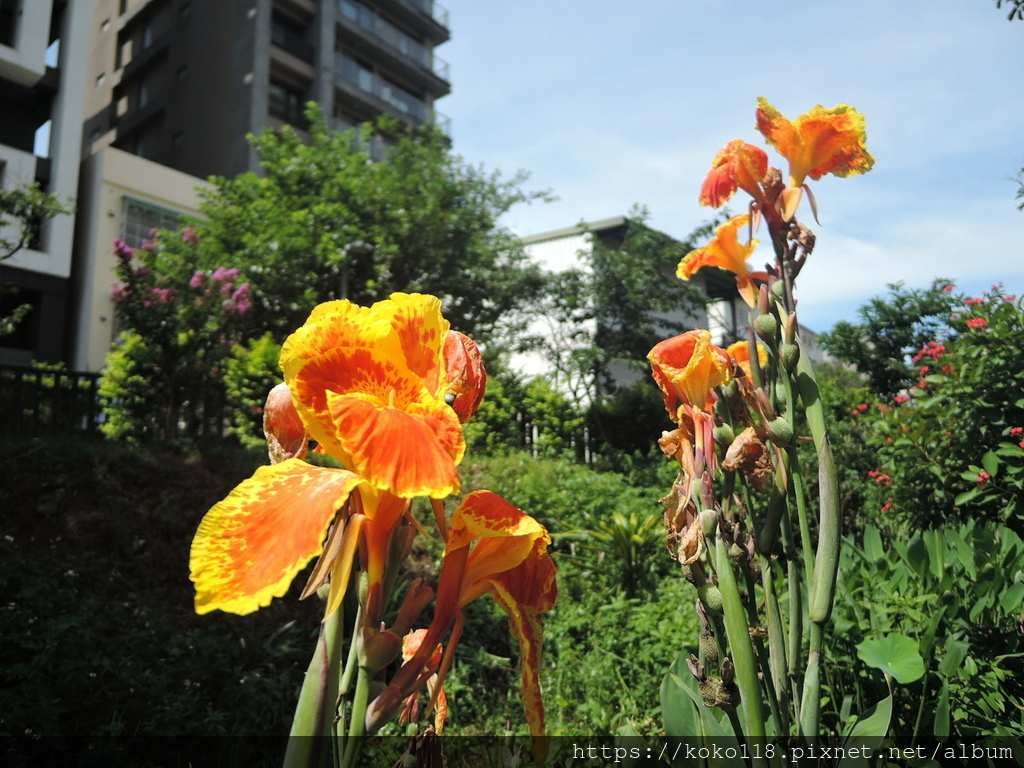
[{"left": 966, "top": 318, "right": 988, "bottom": 329}]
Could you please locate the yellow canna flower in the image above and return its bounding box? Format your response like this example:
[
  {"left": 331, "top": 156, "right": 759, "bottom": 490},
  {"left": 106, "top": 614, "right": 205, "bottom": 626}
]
[
  {"left": 699, "top": 139, "right": 769, "bottom": 208},
  {"left": 677, "top": 215, "right": 762, "bottom": 308},
  {"left": 755, "top": 97, "right": 874, "bottom": 190}
]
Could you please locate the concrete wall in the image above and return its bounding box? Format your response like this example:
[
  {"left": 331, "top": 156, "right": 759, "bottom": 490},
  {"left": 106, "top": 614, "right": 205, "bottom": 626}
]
[{"left": 70, "top": 145, "right": 209, "bottom": 371}]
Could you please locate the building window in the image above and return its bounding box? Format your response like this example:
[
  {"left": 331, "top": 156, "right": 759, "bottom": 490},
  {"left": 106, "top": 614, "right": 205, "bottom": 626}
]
[
  {"left": 121, "top": 198, "right": 182, "bottom": 249},
  {"left": 0, "top": 0, "right": 19, "bottom": 47},
  {"left": 268, "top": 81, "right": 307, "bottom": 126}
]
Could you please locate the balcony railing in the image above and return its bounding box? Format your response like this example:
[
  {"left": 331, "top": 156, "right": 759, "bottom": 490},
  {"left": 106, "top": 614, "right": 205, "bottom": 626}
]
[
  {"left": 271, "top": 22, "right": 314, "bottom": 64},
  {"left": 339, "top": 0, "right": 449, "bottom": 81},
  {"left": 337, "top": 52, "right": 429, "bottom": 123},
  {"left": 399, "top": 0, "right": 449, "bottom": 28}
]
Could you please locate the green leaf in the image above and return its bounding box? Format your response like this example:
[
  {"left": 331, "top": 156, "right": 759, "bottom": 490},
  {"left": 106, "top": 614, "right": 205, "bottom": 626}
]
[
  {"left": 838, "top": 695, "right": 892, "bottom": 768},
  {"left": 863, "top": 525, "right": 884, "bottom": 564},
  {"left": 1001, "top": 581, "right": 1024, "bottom": 614},
  {"left": 933, "top": 679, "right": 950, "bottom": 742},
  {"left": 856, "top": 633, "right": 926, "bottom": 683},
  {"left": 982, "top": 451, "right": 1001, "bottom": 476},
  {"left": 954, "top": 488, "right": 982, "bottom": 506},
  {"left": 937, "top": 639, "right": 970, "bottom": 677}
]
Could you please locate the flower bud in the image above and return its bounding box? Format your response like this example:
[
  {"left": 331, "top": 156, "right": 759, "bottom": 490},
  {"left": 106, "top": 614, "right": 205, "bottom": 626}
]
[
  {"left": 754, "top": 313, "right": 779, "bottom": 344},
  {"left": 766, "top": 416, "right": 793, "bottom": 447},
  {"left": 443, "top": 331, "right": 487, "bottom": 423},
  {"left": 779, "top": 343, "right": 800, "bottom": 371},
  {"left": 771, "top": 279, "right": 786, "bottom": 300},
  {"left": 712, "top": 423, "right": 735, "bottom": 447},
  {"left": 263, "top": 383, "right": 309, "bottom": 464},
  {"left": 698, "top": 509, "right": 720, "bottom": 539},
  {"left": 783, "top": 311, "right": 799, "bottom": 345},
  {"left": 697, "top": 583, "right": 724, "bottom": 615}
]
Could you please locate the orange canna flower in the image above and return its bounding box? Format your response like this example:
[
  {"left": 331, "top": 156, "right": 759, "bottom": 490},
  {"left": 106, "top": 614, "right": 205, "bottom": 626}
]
[
  {"left": 727, "top": 340, "right": 769, "bottom": 381},
  {"left": 678, "top": 215, "right": 763, "bottom": 308},
  {"left": 755, "top": 97, "right": 874, "bottom": 191},
  {"left": 699, "top": 140, "right": 769, "bottom": 208},
  {"left": 649, "top": 330, "right": 733, "bottom": 419},
  {"left": 443, "top": 330, "right": 487, "bottom": 423},
  {"left": 190, "top": 294, "right": 479, "bottom": 618},
  {"left": 369, "top": 491, "right": 556, "bottom": 743},
  {"left": 281, "top": 293, "right": 465, "bottom": 499}
]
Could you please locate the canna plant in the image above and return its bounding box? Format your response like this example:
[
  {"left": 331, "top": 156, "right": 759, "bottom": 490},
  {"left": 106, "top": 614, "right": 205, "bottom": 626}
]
[
  {"left": 188, "top": 293, "right": 556, "bottom": 767},
  {"left": 656, "top": 99, "right": 877, "bottom": 758}
]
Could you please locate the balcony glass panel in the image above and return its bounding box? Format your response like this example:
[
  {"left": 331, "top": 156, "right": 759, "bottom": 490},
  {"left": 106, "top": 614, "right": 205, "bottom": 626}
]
[
  {"left": 336, "top": 53, "right": 430, "bottom": 124},
  {"left": 339, "top": 0, "right": 441, "bottom": 76}
]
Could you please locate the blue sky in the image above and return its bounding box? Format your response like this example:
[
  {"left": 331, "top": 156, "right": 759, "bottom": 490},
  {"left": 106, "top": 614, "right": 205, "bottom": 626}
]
[{"left": 436, "top": 0, "right": 1024, "bottom": 333}]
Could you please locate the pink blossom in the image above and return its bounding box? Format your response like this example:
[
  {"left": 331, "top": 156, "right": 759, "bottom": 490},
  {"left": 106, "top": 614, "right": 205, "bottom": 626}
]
[
  {"left": 110, "top": 281, "right": 129, "bottom": 302},
  {"left": 1011, "top": 427, "right": 1023, "bottom": 437},
  {"left": 894, "top": 395, "right": 908, "bottom": 404},
  {"left": 224, "top": 282, "right": 252, "bottom": 315},
  {"left": 966, "top": 318, "right": 988, "bottom": 329},
  {"left": 150, "top": 287, "right": 177, "bottom": 304},
  {"left": 942, "top": 284, "right": 954, "bottom": 292},
  {"left": 977, "top": 471, "right": 991, "bottom": 484},
  {"left": 113, "top": 238, "right": 135, "bottom": 261},
  {"left": 210, "top": 267, "right": 239, "bottom": 283},
  {"left": 148, "top": 228, "right": 160, "bottom": 238},
  {"left": 964, "top": 298, "right": 984, "bottom": 305},
  {"left": 189, "top": 270, "right": 206, "bottom": 288},
  {"left": 182, "top": 226, "right": 200, "bottom": 245}
]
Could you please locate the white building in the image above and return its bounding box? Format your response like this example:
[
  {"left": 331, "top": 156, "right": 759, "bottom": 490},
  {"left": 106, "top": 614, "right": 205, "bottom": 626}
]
[{"left": 1, "top": 0, "right": 94, "bottom": 365}]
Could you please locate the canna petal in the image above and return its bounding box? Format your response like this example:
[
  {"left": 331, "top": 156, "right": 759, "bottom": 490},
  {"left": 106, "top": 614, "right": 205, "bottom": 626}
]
[
  {"left": 189, "top": 459, "right": 362, "bottom": 615},
  {"left": 383, "top": 293, "right": 450, "bottom": 397},
  {"left": 756, "top": 97, "right": 874, "bottom": 188},
  {"left": 677, "top": 215, "right": 759, "bottom": 306},
  {"left": 649, "top": 330, "right": 733, "bottom": 417},
  {"left": 699, "top": 140, "right": 769, "bottom": 208},
  {"left": 447, "top": 491, "right": 548, "bottom": 593},
  {"left": 487, "top": 576, "right": 549, "bottom": 740},
  {"left": 263, "top": 382, "right": 309, "bottom": 464},
  {"left": 282, "top": 295, "right": 463, "bottom": 497},
  {"left": 727, "top": 340, "right": 769, "bottom": 381},
  {"left": 324, "top": 387, "right": 464, "bottom": 497},
  {"left": 444, "top": 331, "right": 487, "bottom": 423}
]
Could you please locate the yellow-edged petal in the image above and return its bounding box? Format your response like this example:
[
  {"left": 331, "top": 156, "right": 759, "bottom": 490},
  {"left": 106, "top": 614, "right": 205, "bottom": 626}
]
[
  {"left": 699, "top": 140, "right": 769, "bottom": 208},
  {"left": 189, "top": 459, "right": 362, "bottom": 615},
  {"left": 756, "top": 97, "right": 874, "bottom": 188},
  {"left": 384, "top": 293, "right": 450, "bottom": 397},
  {"left": 488, "top": 576, "right": 549, "bottom": 740},
  {"left": 677, "top": 215, "right": 758, "bottom": 281},
  {"left": 727, "top": 340, "right": 769, "bottom": 380},
  {"left": 648, "top": 330, "right": 733, "bottom": 417}
]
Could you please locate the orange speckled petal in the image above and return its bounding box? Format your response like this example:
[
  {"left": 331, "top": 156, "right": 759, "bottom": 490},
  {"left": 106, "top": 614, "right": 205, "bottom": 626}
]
[
  {"left": 757, "top": 97, "right": 874, "bottom": 187},
  {"left": 324, "top": 389, "right": 464, "bottom": 497},
  {"left": 189, "top": 459, "right": 362, "bottom": 615},
  {"left": 699, "top": 140, "right": 769, "bottom": 208},
  {"left": 487, "top": 577, "right": 548, "bottom": 739},
  {"left": 677, "top": 215, "right": 757, "bottom": 282},
  {"left": 384, "top": 293, "right": 450, "bottom": 397},
  {"left": 446, "top": 491, "right": 546, "bottom": 553}
]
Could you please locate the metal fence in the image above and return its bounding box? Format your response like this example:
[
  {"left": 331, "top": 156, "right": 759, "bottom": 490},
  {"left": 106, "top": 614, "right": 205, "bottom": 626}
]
[{"left": 0, "top": 365, "right": 104, "bottom": 438}]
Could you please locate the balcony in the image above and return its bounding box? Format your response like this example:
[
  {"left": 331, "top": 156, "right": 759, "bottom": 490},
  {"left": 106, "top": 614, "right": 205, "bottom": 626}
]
[
  {"left": 271, "top": 19, "right": 314, "bottom": 64},
  {"left": 335, "top": 52, "right": 449, "bottom": 136},
  {"left": 339, "top": 0, "right": 449, "bottom": 83}
]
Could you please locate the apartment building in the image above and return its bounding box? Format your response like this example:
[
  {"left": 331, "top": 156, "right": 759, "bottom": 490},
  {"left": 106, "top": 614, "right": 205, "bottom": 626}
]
[
  {"left": 0, "top": 0, "right": 93, "bottom": 365},
  {"left": 82, "top": 0, "right": 452, "bottom": 180}
]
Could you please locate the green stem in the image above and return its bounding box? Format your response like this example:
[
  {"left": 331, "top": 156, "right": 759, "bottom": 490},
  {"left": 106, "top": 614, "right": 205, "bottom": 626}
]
[
  {"left": 712, "top": 537, "right": 766, "bottom": 762},
  {"left": 340, "top": 662, "right": 372, "bottom": 768},
  {"left": 760, "top": 555, "right": 790, "bottom": 735},
  {"left": 283, "top": 607, "right": 342, "bottom": 768},
  {"left": 798, "top": 622, "right": 824, "bottom": 740}
]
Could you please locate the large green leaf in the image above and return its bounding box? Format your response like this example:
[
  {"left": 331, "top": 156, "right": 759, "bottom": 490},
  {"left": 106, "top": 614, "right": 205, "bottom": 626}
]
[
  {"left": 933, "top": 679, "right": 950, "bottom": 742},
  {"left": 838, "top": 695, "right": 892, "bottom": 768},
  {"left": 856, "top": 633, "right": 926, "bottom": 683}
]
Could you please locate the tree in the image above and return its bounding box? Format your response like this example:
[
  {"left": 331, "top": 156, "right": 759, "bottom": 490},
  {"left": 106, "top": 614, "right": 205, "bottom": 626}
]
[
  {"left": 818, "top": 278, "right": 960, "bottom": 399},
  {"left": 161, "top": 105, "right": 548, "bottom": 347},
  {"left": 996, "top": 0, "right": 1024, "bottom": 21},
  {"left": 521, "top": 208, "right": 709, "bottom": 407},
  {"left": 0, "top": 184, "right": 74, "bottom": 336}
]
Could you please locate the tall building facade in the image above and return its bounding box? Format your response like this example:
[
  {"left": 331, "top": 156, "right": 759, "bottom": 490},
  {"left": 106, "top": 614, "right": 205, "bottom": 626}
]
[
  {"left": 83, "top": 0, "right": 451, "bottom": 180},
  {"left": 1, "top": 0, "right": 93, "bottom": 365}
]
